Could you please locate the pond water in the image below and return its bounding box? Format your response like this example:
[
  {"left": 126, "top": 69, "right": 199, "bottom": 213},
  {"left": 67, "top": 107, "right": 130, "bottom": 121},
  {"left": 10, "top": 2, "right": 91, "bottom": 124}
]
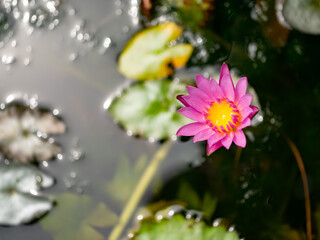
[{"left": 0, "top": 0, "right": 320, "bottom": 239}]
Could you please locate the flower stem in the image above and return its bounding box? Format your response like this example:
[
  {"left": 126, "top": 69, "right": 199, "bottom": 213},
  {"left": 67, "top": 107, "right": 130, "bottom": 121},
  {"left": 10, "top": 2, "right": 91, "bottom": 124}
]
[
  {"left": 109, "top": 140, "right": 173, "bottom": 240},
  {"left": 283, "top": 134, "right": 312, "bottom": 240}
]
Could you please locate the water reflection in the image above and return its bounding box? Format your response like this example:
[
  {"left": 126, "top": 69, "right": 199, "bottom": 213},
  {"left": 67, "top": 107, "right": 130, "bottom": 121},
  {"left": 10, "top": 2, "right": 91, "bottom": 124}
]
[{"left": 0, "top": 98, "right": 65, "bottom": 163}]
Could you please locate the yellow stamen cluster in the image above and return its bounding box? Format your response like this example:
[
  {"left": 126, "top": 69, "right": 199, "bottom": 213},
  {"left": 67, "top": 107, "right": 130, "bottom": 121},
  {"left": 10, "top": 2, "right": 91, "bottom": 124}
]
[{"left": 206, "top": 99, "right": 240, "bottom": 133}]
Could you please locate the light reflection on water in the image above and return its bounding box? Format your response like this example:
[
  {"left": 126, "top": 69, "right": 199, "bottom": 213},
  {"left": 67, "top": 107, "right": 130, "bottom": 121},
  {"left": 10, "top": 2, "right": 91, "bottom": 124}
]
[{"left": 0, "top": 0, "right": 201, "bottom": 239}]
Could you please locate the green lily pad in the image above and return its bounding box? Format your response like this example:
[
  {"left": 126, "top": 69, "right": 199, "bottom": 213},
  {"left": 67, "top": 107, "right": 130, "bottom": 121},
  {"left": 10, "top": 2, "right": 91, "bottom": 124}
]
[
  {"left": 40, "top": 193, "right": 118, "bottom": 240},
  {"left": 283, "top": 0, "right": 320, "bottom": 35},
  {"left": 131, "top": 213, "right": 240, "bottom": 240},
  {"left": 0, "top": 163, "right": 54, "bottom": 225},
  {"left": 109, "top": 79, "right": 192, "bottom": 140},
  {"left": 118, "top": 22, "right": 194, "bottom": 81}
]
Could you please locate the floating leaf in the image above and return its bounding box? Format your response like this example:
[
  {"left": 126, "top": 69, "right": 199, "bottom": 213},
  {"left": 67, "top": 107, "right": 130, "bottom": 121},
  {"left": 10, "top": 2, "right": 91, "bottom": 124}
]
[
  {"left": 0, "top": 102, "right": 66, "bottom": 163},
  {"left": 109, "top": 79, "right": 192, "bottom": 140},
  {"left": 131, "top": 213, "right": 239, "bottom": 240},
  {"left": 118, "top": 22, "right": 194, "bottom": 81},
  {"left": 283, "top": 0, "right": 320, "bottom": 35},
  {"left": 41, "top": 193, "right": 118, "bottom": 240},
  {"left": 0, "top": 163, "right": 54, "bottom": 225}
]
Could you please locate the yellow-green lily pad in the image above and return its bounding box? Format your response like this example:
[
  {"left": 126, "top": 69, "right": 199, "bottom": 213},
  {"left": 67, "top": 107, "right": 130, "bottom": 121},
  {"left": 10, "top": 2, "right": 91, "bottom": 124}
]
[
  {"left": 283, "top": 0, "right": 320, "bottom": 35},
  {"left": 40, "top": 193, "right": 118, "bottom": 240},
  {"left": 108, "top": 79, "right": 192, "bottom": 140},
  {"left": 118, "top": 22, "right": 194, "bottom": 81}
]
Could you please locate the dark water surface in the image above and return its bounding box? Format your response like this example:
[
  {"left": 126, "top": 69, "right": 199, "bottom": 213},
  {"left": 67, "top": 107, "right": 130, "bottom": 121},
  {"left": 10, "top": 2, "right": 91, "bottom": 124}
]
[{"left": 1, "top": 0, "right": 320, "bottom": 239}]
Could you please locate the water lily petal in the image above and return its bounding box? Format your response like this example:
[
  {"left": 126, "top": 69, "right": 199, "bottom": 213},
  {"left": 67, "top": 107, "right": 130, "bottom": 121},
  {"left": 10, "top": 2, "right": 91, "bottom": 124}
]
[
  {"left": 221, "top": 131, "right": 234, "bottom": 149},
  {"left": 182, "top": 95, "right": 209, "bottom": 113},
  {"left": 175, "top": 63, "right": 258, "bottom": 155},
  {"left": 240, "top": 107, "right": 253, "bottom": 121},
  {"left": 177, "top": 95, "right": 190, "bottom": 107},
  {"left": 233, "top": 130, "right": 246, "bottom": 147},
  {"left": 193, "top": 128, "right": 215, "bottom": 142},
  {"left": 238, "top": 118, "right": 251, "bottom": 129},
  {"left": 249, "top": 105, "right": 259, "bottom": 119},
  {"left": 177, "top": 122, "right": 209, "bottom": 136},
  {"left": 186, "top": 86, "right": 212, "bottom": 102},
  {"left": 195, "top": 75, "right": 212, "bottom": 95},
  {"left": 178, "top": 107, "right": 205, "bottom": 122},
  {"left": 208, "top": 132, "right": 226, "bottom": 146},
  {"left": 219, "top": 63, "right": 231, "bottom": 83},
  {"left": 206, "top": 142, "right": 223, "bottom": 155},
  {"left": 220, "top": 75, "right": 235, "bottom": 101},
  {"left": 235, "top": 77, "right": 248, "bottom": 103},
  {"left": 237, "top": 94, "right": 253, "bottom": 110},
  {"left": 209, "top": 77, "right": 224, "bottom": 99}
]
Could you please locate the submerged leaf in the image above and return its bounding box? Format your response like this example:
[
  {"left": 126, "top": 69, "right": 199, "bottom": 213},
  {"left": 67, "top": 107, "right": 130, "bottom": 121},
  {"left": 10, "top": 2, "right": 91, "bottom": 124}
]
[
  {"left": 132, "top": 214, "right": 239, "bottom": 240},
  {"left": 109, "top": 79, "right": 192, "bottom": 140},
  {"left": 177, "top": 182, "right": 218, "bottom": 219},
  {"left": 255, "top": 0, "right": 290, "bottom": 47},
  {"left": 169, "top": 0, "right": 215, "bottom": 28},
  {"left": 105, "top": 154, "right": 148, "bottom": 206},
  {"left": 278, "top": 225, "right": 305, "bottom": 240},
  {"left": 40, "top": 193, "right": 118, "bottom": 240},
  {"left": 0, "top": 103, "right": 66, "bottom": 163},
  {"left": 0, "top": 163, "right": 54, "bottom": 225},
  {"left": 118, "top": 22, "right": 194, "bottom": 81},
  {"left": 283, "top": 0, "right": 320, "bottom": 35}
]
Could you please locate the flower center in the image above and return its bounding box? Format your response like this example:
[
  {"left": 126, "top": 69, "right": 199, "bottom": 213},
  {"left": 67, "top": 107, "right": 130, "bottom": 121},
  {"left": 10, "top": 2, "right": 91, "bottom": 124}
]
[{"left": 206, "top": 99, "right": 240, "bottom": 133}]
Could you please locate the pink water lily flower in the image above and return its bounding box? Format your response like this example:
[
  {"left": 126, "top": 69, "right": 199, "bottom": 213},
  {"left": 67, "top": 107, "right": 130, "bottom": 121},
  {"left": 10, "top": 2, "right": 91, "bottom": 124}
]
[{"left": 176, "top": 63, "right": 259, "bottom": 155}]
